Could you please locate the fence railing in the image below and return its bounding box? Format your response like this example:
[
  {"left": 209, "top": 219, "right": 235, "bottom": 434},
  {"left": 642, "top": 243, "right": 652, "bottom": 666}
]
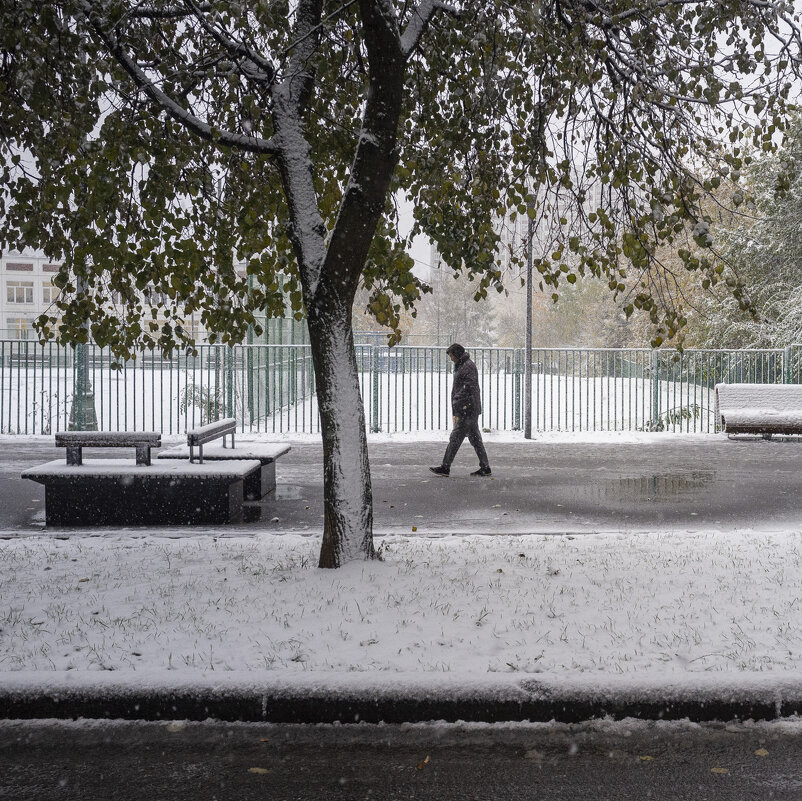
[{"left": 0, "top": 340, "right": 799, "bottom": 435}]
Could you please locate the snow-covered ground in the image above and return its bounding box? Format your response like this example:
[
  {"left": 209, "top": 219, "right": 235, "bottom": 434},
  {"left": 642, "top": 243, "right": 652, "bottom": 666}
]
[{"left": 3, "top": 529, "right": 802, "bottom": 692}]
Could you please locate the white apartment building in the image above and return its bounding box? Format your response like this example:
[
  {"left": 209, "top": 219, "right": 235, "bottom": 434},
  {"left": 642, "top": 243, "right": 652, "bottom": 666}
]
[
  {"left": 0, "top": 251, "right": 61, "bottom": 339},
  {"left": 0, "top": 250, "right": 305, "bottom": 346}
]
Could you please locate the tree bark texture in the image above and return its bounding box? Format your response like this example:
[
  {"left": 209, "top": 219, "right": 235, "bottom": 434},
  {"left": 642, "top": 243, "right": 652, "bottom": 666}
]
[{"left": 308, "top": 299, "right": 376, "bottom": 568}]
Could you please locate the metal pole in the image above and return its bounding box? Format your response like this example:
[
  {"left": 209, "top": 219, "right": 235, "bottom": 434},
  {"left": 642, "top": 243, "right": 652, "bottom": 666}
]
[
  {"left": 524, "top": 214, "right": 534, "bottom": 439},
  {"left": 68, "top": 275, "right": 98, "bottom": 431}
]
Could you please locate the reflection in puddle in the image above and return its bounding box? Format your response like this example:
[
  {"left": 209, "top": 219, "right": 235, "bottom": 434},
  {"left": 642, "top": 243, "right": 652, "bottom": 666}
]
[
  {"left": 606, "top": 471, "right": 715, "bottom": 502},
  {"left": 242, "top": 484, "right": 312, "bottom": 523},
  {"left": 275, "top": 484, "right": 306, "bottom": 501}
]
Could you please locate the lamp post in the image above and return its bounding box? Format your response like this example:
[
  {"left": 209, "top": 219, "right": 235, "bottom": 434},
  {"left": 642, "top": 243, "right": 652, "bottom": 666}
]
[{"left": 68, "top": 275, "right": 98, "bottom": 431}]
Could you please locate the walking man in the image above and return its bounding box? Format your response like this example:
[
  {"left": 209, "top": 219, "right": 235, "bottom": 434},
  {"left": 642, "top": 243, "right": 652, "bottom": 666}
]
[{"left": 430, "top": 343, "right": 491, "bottom": 477}]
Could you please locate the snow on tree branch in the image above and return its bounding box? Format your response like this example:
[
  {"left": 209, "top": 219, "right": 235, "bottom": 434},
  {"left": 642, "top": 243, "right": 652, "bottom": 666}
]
[
  {"left": 184, "top": 0, "right": 276, "bottom": 85},
  {"left": 124, "top": 1, "right": 212, "bottom": 19},
  {"left": 77, "top": 0, "right": 280, "bottom": 155},
  {"left": 400, "top": 0, "right": 458, "bottom": 58}
]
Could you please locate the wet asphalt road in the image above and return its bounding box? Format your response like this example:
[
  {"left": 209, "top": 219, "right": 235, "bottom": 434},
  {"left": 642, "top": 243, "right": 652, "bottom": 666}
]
[
  {"left": 2, "top": 436, "right": 802, "bottom": 535},
  {"left": 2, "top": 718, "right": 802, "bottom": 800}
]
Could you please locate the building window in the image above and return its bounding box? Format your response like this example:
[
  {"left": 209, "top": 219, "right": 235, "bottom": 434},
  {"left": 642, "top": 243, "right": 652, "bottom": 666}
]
[
  {"left": 7, "top": 280, "right": 34, "bottom": 304},
  {"left": 42, "top": 282, "right": 60, "bottom": 305},
  {"left": 43, "top": 264, "right": 61, "bottom": 273},
  {"left": 6, "top": 262, "right": 33, "bottom": 272},
  {"left": 8, "top": 318, "right": 30, "bottom": 339}
]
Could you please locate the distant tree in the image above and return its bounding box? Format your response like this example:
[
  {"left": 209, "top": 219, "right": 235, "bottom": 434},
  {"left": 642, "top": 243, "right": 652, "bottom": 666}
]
[
  {"left": 2, "top": 1, "right": 800, "bottom": 566},
  {"left": 693, "top": 115, "right": 802, "bottom": 348},
  {"left": 413, "top": 264, "right": 497, "bottom": 346}
]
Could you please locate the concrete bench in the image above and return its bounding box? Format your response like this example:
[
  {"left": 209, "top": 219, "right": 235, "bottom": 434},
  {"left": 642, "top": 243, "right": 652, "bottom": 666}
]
[
  {"left": 23, "top": 429, "right": 261, "bottom": 526},
  {"left": 186, "top": 418, "right": 236, "bottom": 464},
  {"left": 55, "top": 430, "right": 161, "bottom": 466},
  {"left": 159, "top": 436, "right": 290, "bottom": 500},
  {"left": 715, "top": 383, "right": 802, "bottom": 437}
]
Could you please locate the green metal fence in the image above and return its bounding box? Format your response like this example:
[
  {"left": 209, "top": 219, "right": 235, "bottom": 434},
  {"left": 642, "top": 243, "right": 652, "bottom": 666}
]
[{"left": 0, "top": 340, "right": 798, "bottom": 435}]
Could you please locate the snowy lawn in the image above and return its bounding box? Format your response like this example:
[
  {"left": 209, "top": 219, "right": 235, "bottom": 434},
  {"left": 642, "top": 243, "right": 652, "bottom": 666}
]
[{"left": 2, "top": 530, "right": 802, "bottom": 682}]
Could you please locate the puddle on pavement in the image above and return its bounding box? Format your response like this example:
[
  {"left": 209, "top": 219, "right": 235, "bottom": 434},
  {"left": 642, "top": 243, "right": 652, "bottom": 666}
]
[
  {"left": 604, "top": 471, "right": 715, "bottom": 502},
  {"left": 242, "top": 484, "right": 311, "bottom": 523},
  {"left": 275, "top": 484, "right": 307, "bottom": 501}
]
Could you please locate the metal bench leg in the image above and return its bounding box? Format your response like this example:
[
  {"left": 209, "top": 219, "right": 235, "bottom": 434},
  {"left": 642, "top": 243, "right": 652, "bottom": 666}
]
[
  {"left": 136, "top": 445, "right": 151, "bottom": 466},
  {"left": 66, "top": 446, "right": 82, "bottom": 466}
]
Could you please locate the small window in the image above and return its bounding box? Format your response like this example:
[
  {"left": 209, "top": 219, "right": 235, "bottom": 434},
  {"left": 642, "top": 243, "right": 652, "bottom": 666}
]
[
  {"left": 6, "top": 262, "right": 33, "bottom": 272},
  {"left": 8, "top": 318, "right": 30, "bottom": 339},
  {"left": 42, "top": 281, "right": 60, "bottom": 305},
  {"left": 7, "top": 280, "right": 34, "bottom": 304}
]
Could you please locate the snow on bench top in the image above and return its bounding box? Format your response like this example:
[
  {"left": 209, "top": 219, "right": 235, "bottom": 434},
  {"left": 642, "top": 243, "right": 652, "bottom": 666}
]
[
  {"left": 716, "top": 383, "right": 802, "bottom": 410},
  {"left": 158, "top": 442, "right": 291, "bottom": 461},
  {"left": 22, "top": 458, "right": 262, "bottom": 479},
  {"left": 55, "top": 431, "right": 161, "bottom": 445},
  {"left": 724, "top": 408, "right": 802, "bottom": 426}
]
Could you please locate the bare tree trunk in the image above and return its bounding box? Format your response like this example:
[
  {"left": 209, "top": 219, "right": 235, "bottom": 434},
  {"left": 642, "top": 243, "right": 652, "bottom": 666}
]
[{"left": 308, "top": 298, "right": 375, "bottom": 568}]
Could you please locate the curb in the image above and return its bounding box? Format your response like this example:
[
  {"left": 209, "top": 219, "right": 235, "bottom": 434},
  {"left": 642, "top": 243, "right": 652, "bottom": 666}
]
[{"left": 1, "top": 683, "right": 799, "bottom": 724}]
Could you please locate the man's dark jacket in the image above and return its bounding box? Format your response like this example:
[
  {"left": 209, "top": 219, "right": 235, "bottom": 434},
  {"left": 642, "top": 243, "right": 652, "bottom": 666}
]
[{"left": 451, "top": 352, "right": 482, "bottom": 417}]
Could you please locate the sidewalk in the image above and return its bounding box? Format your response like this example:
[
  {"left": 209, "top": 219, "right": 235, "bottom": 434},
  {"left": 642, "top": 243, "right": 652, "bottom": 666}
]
[{"left": 3, "top": 433, "right": 802, "bottom": 724}]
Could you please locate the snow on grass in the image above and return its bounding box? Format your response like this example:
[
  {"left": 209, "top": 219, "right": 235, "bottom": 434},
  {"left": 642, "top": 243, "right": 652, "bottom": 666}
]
[{"left": 2, "top": 530, "right": 802, "bottom": 681}]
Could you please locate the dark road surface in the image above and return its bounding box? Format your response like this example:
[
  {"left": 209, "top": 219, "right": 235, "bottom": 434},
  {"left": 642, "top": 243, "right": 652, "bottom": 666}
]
[
  {"left": 2, "top": 719, "right": 802, "bottom": 800},
  {"left": 2, "top": 436, "right": 802, "bottom": 535}
]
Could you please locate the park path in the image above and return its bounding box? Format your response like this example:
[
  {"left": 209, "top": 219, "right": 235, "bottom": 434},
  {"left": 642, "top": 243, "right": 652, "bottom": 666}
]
[{"left": 2, "top": 435, "right": 802, "bottom": 535}]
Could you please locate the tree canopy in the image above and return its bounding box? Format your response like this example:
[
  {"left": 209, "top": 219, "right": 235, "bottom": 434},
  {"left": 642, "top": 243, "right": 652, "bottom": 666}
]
[{"left": 2, "top": 1, "right": 800, "bottom": 353}]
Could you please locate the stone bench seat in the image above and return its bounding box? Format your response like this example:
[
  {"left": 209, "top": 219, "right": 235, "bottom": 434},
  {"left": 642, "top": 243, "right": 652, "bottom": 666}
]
[
  {"left": 55, "top": 430, "right": 161, "bottom": 465},
  {"left": 186, "top": 418, "right": 236, "bottom": 463},
  {"left": 22, "top": 458, "right": 262, "bottom": 526},
  {"left": 158, "top": 442, "right": 291, "bottom": 499},
  {"left": 715, "top": 383, "right": 802, "bottom": 436}
]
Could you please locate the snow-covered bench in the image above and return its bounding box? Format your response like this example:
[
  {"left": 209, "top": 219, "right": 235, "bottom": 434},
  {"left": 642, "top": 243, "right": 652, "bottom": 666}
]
[
  {"left": 158, "top": 418, "right": 290, "bottom": 499},
  {"left": 22, "top": 430, "right": 261, "bottom": 526},
  {"left": 55, "top": 430, "right": 161, "bottom": 466},
  {"left": 715, "top": 383, "right": 802, "bottom": 437}
]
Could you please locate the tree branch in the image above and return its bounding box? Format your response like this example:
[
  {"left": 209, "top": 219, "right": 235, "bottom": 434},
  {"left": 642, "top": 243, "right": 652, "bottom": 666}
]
[
  {"left": 78, "top": 1, "right": 279, "bottom": 155},
  {"left": 184, "top": 0, "right": 276, "bottom": 85},
  {"left": 320, "top": 0, "right": 405, "bottom": 297},
  {"left": 400, "top": 0, "right": 458, "bottom": 59},
  {"left": 125, "top": 1, "right": 212, "bottom": 19}
]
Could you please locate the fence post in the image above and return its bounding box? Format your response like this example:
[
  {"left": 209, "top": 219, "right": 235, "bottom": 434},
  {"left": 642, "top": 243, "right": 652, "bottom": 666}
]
[
  {"left": 226, "top": 346, "right": 235, "bottom": 418},
  {"left": 371, "top": 345, "right": 381, "bottom": 432},
  {"left": 650, "top": 349, "right": 660, "bottom": 428},
  {"left": 783, "top": 346, "right": 792, "bottom": 384},
  {"left": 512, "top": 349, "right": 522, "bottom": 430}
]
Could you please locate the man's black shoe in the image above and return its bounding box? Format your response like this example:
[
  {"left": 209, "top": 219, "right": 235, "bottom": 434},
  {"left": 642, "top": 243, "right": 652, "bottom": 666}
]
[
  {"left": 471, "top": 467, "right": 492, "bottom": 477},
  {"left": 429, "top": 466, "right": 450, "bottom": 476}
]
